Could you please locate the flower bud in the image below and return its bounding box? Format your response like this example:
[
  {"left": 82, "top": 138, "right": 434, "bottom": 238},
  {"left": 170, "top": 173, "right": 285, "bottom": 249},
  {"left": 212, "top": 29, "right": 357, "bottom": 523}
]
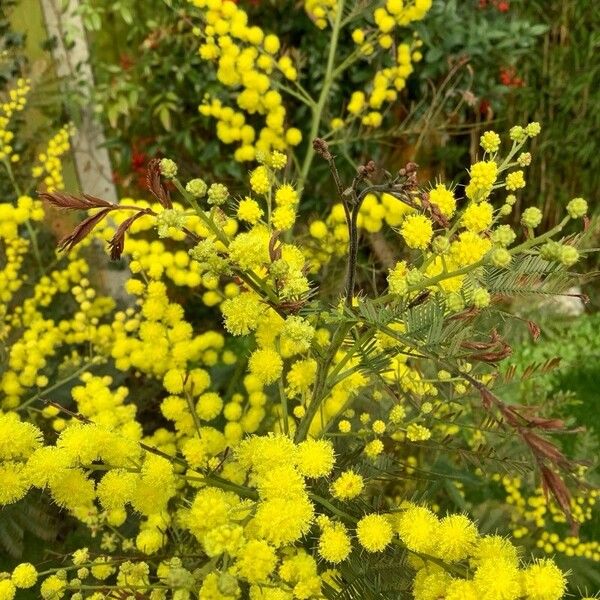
[
  {"left": 559, "top": 245, "right": 579, "bottom": 267},
  {"left": 526, "top": 122, "right": 541, "bottom": 137},
  {"left": 447, "top": 292, "right": 464, "bottom": 312},
  {"left": 566, "top": 197, "right": 587, "bottom": 219},
  {"left": 521, "top": 207, "right": 542, "bottom": 229},
  {"left": 186, "top": 178, "right": 208, "bottom": 198},
  {"left": 472, "top": 287, "right": 490, "bottom": 308},
  {"left": 207, "top": 183, "right": 229, "bottom": 206},
  {"left": 491, "top": 247, "right": 512, "bottom": 268},
  {"left": 432, "top": 236, "right": 450, "bottom": 254},
  {"left": 159, "top": 158, "right": 178, "bottom": 179},
  {"left": 540, "top": 241, "right": 561, "bottom": 261},
  {"left": 492, "top": 225, "right": 516, "bottom": 247}
]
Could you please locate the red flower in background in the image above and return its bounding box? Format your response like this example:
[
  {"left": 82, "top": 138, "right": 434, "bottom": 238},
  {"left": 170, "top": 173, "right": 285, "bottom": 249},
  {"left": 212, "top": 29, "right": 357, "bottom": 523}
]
[
  {"left": 499, "top": 66, "right": 524, "bottom": 88},
  {"left": 478, "top": 0, "right": 510, "bottom": 11},
  {"left": 479, "top": 98, "right": 492, "bottom": 118},
  {"left": 113, "top": 138, "right": 155, "bottom": 191}
]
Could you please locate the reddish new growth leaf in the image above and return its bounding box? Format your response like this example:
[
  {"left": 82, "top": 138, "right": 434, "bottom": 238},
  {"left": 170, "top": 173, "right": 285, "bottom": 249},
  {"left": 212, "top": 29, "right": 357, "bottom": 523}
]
[
  {"left": 540, "top": 465, "right": 577, "bottom": 534},
  {"left": 462, "top": 329, "right": 512, "bottom": 363},
  {"left": 466, "top": 375, "right": 580, "bottom": 528},
  {"left": 146, "top": 158, "right": 172, "bottom": 209},
  {"left": 40, "top": 191, "right": 157, "bottom": 258},
  {"left": 107, "top": 211, "right": 150, "bottom": 260},
  {"left": 57, "top": 208, "right": 112, "bottom": 253},
  {"left": 527, "top": 320, "right": 541, "bottom": 341},
  {"left": 39, "top": 191, "right": 115, "bottom": 211}
]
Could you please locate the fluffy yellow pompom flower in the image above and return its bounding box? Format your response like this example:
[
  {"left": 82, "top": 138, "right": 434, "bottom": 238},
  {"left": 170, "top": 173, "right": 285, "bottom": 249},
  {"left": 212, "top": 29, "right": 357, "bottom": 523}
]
[
  {"left": 0, "top": 462, "right": 29, "bottom": 505},
  {"left": 473, "top": 558, "right": 521, "bottom": 600},
  {"left": 40, "top": 575, "right": 66, "bottom": 599},
  {"left": 462, "top": 201, "right": 493, "bottom": 233},
  {"left": 272, "top": 205, "right": 296, "bottom": 231},
  {"left": 429, "top": 183, "right": 456, "bottom": 217},
  {"left": 11, "top": 563, "right": 38, "bottom": 589},
  {"left": 248, "top": 348, "right": 283, "bottom": 384},
  {"left": 136, "top": 528, "right": 165, "bottom": 555},
  {"left": 0, "top": 413, "right": 42, "bottom": 460},
  {"left": 470, "top": 534, "right": 519, "bottom": 567},
  {"left": 0, "top": 580, "right": 16, "bottom": 600},
  {"left": 221, "top": 293, "right": 265, "bottom": 335},
  {"left": 296, "top": 438, "right": 335, "bottom": 478},
  {"left": 406, "top": 423, "right": 431, "bottom": 441},
  {"left": 250, "top": 165, "right": 271, "bottom": 195},
  {"left": 318, "top": 521, "right": 352, "bottom": 563},
  {"left": 413, "top": 566, "right": 452, "bottom": 600},
  {"left": 163, "top": 368, "right": 185, "bottom": 394},
  {"left": 235, "top": 539, "right": 277, "bottom": 583},
  {"left": 395, "top": 505, "right": 439, "bottom": 554},
  {"left": 449, "top": 231, "right": 491, "bottom": 267},
  {"left": 196, "top": 392, "right": 224, "bottom": 421},
  {"left": 254, "top": 496, "right": 315, "bottom": 546},
  {"left": 505, "top": 170, "right": 526, "bottom": 191},
  {"left": 331, "top": 469, "right": 364, "bottom": 500},
  {"left": 400, "top": 214, "right": 433, "bottom": 249},
  {"left": 434, "top": 514, "right": 478, "bottom": 562},
  {"left": 356, "top": 513, "right": 393, "bottom": 552},
  {"left": 237, "top": 197, "right": 264, "bottom": 224},
  {"left": 521, "top": 559, "right": 566, "bottom": 600},
  {"left": 364, "top": 438, "right": 384, "bottom": 458},
  {"left": 285, "top": 128, "right": 302, "bottom": 146},
  {"left": 275, "top": 184, "right": 298, "bottom": 207},
  {"left": 263, "top": 33, "right": 280, "bottom": 54},
  {"left": 466, "top": 160, "right": 498, "bottom": 201}
]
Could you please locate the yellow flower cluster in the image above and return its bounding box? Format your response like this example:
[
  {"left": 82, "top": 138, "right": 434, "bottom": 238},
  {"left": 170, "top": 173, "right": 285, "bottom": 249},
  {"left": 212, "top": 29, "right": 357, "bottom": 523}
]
[
  {"left": 0, "top": 196, "right": 118, "bottom": 410},
  {"left": 497, "top": 474, "right": 600, "bottom": 563},
  {"left": 0, "top": 77, "right": 29, "bottom": 163},
  {"left": 190, "top": 0, "right": 430, "bottom": 166},
  {"left": 397, "top": 504, "right": 567, "bottom": 600},
  {"left": 336, "top": 1, "right": 431, "bottom": 128},
  {"left": 345, "top": 37, "right": 424, "bottom": 129},
  {"left": 31, "top": 124, "right": 74, "bottom": 192},
  {"left": 192, "top": 0, "right": 301, "bottom": 161},
  {"left": 377, "top": 124, "right": 579, "bottom": 307},
  {"left": 0, "top": 410, "right": 569, "bottom": 600},
  {"left": 0, "top": 197, "right": 44, "bottom": 304},
  {"left": 2, "top": 112, "right": 593, "bottom": 600},
  {"left": 304, "top": 0, "right": 338, "bottom": 29}
]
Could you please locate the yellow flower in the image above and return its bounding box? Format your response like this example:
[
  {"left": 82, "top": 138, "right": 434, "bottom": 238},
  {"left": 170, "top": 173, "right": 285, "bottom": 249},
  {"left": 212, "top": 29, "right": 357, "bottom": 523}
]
[
  {"left": 521, "top": 559, "right": 566, "bottom": 600},
  {"left": 248, "top": 348, "right": 283, "bottom": 384},
  {"left": 330, "top": 469, "right": 364, "bottom": 500},
  {"left": 429, "top": 183, "right": 456, "bottom": 217},
  {"left": 318, "top": 521, "right": 352, "bottom": 563},
  {"left": 400, "top": 214, "right": 433, "bottom": 249},
  {"left": 296, "top": 439, "right": 335, "bottom": 478},
  {"left": 11, "top": 563, "right": 38, "bottom": 589},
  {"left": 480, "top": 131, "right": 501, "bottom": 153},
  {"left": 462, "top": 201, "right": 493, "bottom": 233},
  {"left": 356, "top": 514, "right": 393, "bottom": 552}
]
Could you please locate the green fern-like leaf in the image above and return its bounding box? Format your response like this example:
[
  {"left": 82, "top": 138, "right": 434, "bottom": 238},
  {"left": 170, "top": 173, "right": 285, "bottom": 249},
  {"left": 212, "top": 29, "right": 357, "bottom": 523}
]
[{"left": 0, "top": 494, "right": 59, "bottom": 558}]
